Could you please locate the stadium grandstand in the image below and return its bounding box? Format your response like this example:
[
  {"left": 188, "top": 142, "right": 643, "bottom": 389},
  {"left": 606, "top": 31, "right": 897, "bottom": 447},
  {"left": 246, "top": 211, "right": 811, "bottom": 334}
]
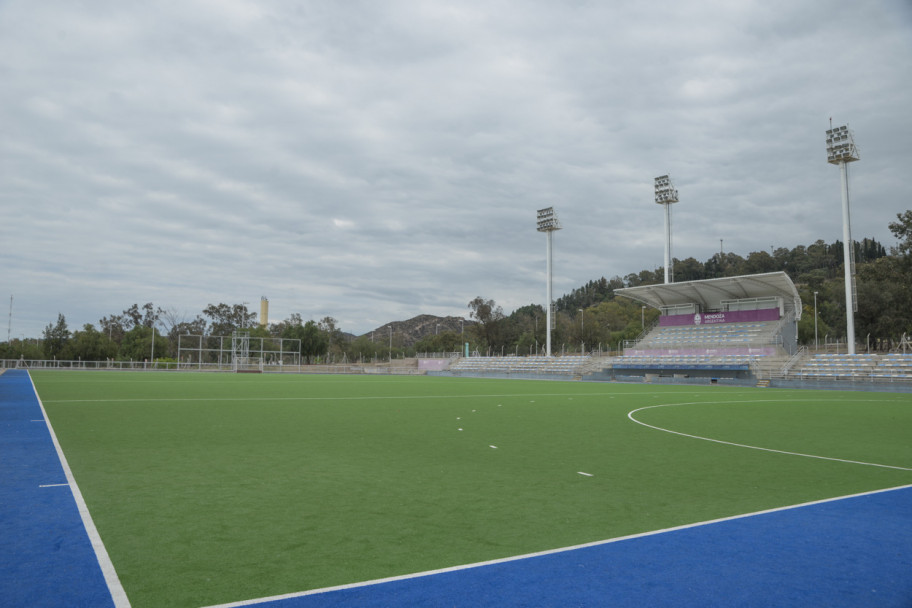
[
  {"left": 585, "top": 271, "right": 800, "bottom": 385},
  {"left": 438, "top": 272, "right": 799, "bottom": 384}
]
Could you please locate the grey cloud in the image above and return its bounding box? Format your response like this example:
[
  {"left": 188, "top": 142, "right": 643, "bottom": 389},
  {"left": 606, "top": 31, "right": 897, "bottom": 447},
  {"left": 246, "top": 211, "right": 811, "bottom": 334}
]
[{"left": 2, "top": 0, "right": 911, "bottom": 337}]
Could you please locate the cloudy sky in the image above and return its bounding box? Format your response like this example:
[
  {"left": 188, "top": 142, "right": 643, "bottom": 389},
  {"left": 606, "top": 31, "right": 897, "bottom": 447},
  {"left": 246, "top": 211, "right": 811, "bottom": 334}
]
[{"left": 2, "top": 0, "right": 911, "bottom": 339}]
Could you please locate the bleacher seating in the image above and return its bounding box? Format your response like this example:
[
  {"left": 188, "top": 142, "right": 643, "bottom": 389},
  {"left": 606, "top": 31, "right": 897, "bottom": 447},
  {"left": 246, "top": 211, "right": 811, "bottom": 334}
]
[
  {"left": 448, "top": 355, "right": 590, "bottom": 376},
  {"left": 792, "top": 353, "right": 912, "bottom": 381},
  {"left": 636, "top": 321, "right": 779, "bottom": 349},
  {"left": 615, "top": 318, "right": 783, "bottom": 370},
  {"left": 612, "top": 354, "right": 754, "bottom": 368},
  {"left": 877, "top": 354, "right": 912, "bottom": 379}
]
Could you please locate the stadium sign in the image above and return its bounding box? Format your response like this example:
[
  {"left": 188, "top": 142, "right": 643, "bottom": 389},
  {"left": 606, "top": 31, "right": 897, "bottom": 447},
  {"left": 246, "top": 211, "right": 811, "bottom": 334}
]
[{"left": 663, "top": 308, "right": 780, "bottom": 327}]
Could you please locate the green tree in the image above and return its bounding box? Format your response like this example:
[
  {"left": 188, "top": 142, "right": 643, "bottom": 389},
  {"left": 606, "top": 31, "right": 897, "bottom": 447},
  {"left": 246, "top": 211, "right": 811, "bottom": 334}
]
[
  {"left": 119, "top": 326, "right": 168, "bottom": 362},
  {"left": 319, "top": 317, "right": 347, "bottom": 360},
  {"left": 467, "top": 297, "right": 506, "bottom": 352},
  {"left": 269, "top": 313, "right": 303, "bottom": 338},
  {"left": 413, "top": 330, "right": 463, "bottom": 354},
  {"left": 506, "top": 304, "right": 546, "bottom": 355},
  {"left": 98, "top": 313, "right": 129, "bottom": 346},
  {"left": 0, "top": 338, "right": 44, "bottom": 360},
  {"left": 585, "top": 299, "right": 649, "bottom": 352},
  {"left": 301, "top": 320, "right": 329, "bottom": 362},
  {"left": 281, "top": 317, "right": 328, "bottom": 363},
  {"left": 347, "top": 335, "right": 384, "bottom": 362},
  {"left": 203, "top": 303, "right": 257, "bottom": 336},
  {"left": 166, "top": 317, "right": 208, "bottom": 359},
  {"left": 42, "top": 314, "right": 70, "bottom": 359},
  {"left": 797, "top": 302, "right": 831, "bottom": 347},
  {"left": 855, "top": 256, "right": 912, "bottom": 344},
  {"left": 121, "top": 302, "right": 160, "bottom": 329},
  {"left": 744, "top": 251, "right": 776, "bottom": 275},
  {"left": 888, "top": 210, "right": 912, "bottom": 259},
  {"left": 673, "top": 257, "right": 705, "bottom": 282},
  {"left": 67, "top": 324, "right": 118, "bottom": 361},
  {"left": 157, "top": 308, "right": 206, "bottom": 358}
]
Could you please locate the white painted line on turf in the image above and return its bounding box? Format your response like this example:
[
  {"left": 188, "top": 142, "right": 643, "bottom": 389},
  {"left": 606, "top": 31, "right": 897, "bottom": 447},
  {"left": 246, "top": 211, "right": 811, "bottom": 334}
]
[
  {"left": 27, "top": 372, "right": 132, "bottom": 608},
  {"left": 200, "top": 483, "right": 912, "bottom": 608},
  {"left": 39, "top": 483, "right": 69, "bottom": 488},
  {"left": 42, "top": 387, "right": 859, "bottom": 406},
  {"left": 628, "top": 399, "right": 912, "bottom": 472},
  {"left": 40, "top": 390, "right": 657, "bottom": 404}
]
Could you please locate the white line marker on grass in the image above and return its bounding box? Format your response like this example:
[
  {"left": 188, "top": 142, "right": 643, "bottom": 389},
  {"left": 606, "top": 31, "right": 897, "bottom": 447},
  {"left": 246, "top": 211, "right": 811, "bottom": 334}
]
[
  {"left": 200, "top": 483, "right": 912, "bottom": 608},
  {"left": 27, "top": 372, "right": 131, "bottom": 608},
  {"left": 628, "top": 399, "right": 912, "bottom": 472}
]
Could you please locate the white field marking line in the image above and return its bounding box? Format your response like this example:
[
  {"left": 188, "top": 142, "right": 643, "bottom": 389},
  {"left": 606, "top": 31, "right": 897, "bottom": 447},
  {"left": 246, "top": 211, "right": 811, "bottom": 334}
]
[
  {"left": 39, "top": 483, "right": 69, "bottom": 488},
  {"left": 628, "top": 398, "right": 912, "bottom": 472},
  {"left": 44, "top": 389, "right": 902, "bottom": 406},
  {"left": 27, "top": 372, "right": 131, "bottom": 608},
  {"left": 201, "top": 482, "right": 912, "bottom": 608},
  {"left": 41, "top": 390, "right": 654, "bottom": 404}
]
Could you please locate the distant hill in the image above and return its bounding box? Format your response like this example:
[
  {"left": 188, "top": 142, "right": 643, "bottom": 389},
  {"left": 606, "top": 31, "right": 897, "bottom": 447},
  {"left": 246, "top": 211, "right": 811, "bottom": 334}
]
[{"left": 360, "top": 314, "right": 473, "bottom": 347}]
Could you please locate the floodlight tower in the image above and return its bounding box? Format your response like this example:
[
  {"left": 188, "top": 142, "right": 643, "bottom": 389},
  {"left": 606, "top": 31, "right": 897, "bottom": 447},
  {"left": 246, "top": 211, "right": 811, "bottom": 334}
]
[
  {"left": 655, "top": 175, "right": 679, "bottom": 283},
  {"left": 536, "top": 207, "right": 562, "bottom": 357},
  {"left": 825, "top": 122, "right": 860, "bottom": 354}
]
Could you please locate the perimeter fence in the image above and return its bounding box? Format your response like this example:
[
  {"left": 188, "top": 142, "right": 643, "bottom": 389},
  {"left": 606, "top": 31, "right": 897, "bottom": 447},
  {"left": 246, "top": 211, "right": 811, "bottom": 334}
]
[{"left": 0, "top": 358, "right": 427, "bottom": 375}]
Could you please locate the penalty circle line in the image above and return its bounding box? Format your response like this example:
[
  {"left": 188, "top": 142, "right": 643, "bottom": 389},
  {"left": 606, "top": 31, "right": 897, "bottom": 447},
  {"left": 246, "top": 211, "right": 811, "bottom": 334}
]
[{"left": 627, "top": 398, "right": 912, "bottom": 472}]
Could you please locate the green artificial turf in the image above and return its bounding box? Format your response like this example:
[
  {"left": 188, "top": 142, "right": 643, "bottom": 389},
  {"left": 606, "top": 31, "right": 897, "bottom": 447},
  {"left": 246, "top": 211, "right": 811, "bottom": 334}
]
[{"left": 31, "top": 371, "right": 912, "bottom": 607}]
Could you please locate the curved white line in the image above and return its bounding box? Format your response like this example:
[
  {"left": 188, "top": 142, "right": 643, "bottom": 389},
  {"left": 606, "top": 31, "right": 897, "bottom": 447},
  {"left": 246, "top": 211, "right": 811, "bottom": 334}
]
[{"left": 628, "top": 399, "right": 912, "bottom": 472}]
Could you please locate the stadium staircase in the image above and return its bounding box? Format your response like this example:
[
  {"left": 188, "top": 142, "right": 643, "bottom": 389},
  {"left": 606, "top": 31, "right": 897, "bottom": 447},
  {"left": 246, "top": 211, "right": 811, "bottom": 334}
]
[{"left": 750, "top": 352, "right": 793, "bottom": 380}]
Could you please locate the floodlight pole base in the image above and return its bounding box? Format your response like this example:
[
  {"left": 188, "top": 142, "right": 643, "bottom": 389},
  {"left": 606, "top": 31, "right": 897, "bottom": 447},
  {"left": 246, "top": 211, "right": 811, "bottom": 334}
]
[{"left": 839, "top": 161, "right": 856, "bottom": 355}]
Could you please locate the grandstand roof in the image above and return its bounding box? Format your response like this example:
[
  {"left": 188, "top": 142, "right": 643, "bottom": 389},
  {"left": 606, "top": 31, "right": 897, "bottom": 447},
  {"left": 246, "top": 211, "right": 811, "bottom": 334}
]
[{"left": 615, "top": 271, "right": 802, "bottom": 320}]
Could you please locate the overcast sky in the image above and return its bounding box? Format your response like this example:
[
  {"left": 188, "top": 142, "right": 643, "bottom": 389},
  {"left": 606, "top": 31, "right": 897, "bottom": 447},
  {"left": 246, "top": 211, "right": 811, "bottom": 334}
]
[{"left": 3, "top": 0, "right": 911, "bottom": 339}]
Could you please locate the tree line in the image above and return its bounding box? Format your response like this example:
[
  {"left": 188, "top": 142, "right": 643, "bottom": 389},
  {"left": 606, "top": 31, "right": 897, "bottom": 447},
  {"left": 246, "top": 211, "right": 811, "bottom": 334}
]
[{"left": 4, "top": 211, "right": 911, "bottom": 361}]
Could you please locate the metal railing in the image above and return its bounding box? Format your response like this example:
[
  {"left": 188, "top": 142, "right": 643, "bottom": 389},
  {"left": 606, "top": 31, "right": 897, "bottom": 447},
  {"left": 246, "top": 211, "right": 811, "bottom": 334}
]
[
  {"left": 779, "top": 346, "right": 808, "bottom": 377},
  {"left": 0, "top": 359, "right": 427, "bottom": 375}
]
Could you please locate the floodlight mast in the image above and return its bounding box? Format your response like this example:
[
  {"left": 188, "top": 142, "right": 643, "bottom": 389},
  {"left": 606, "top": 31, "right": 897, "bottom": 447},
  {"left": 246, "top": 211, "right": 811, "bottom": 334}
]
[
  {"left": 655, "top": 175, "right": 679, "bottom": 284},
  {"left": 536, "top": 207, "right": 562, "bottom": 357},
  {"left": 826, "top": 122, "right": 860, "bottom": 354}
]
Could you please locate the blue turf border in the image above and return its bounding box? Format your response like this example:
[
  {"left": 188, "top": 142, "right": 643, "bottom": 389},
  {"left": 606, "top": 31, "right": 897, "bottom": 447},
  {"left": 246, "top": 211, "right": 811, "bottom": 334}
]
[
  {"left": 219, "top": 485, "right": 912, "bottom": 608},
  {"left": 0, "top": 370, "right": 116, "bottom": 608}
]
